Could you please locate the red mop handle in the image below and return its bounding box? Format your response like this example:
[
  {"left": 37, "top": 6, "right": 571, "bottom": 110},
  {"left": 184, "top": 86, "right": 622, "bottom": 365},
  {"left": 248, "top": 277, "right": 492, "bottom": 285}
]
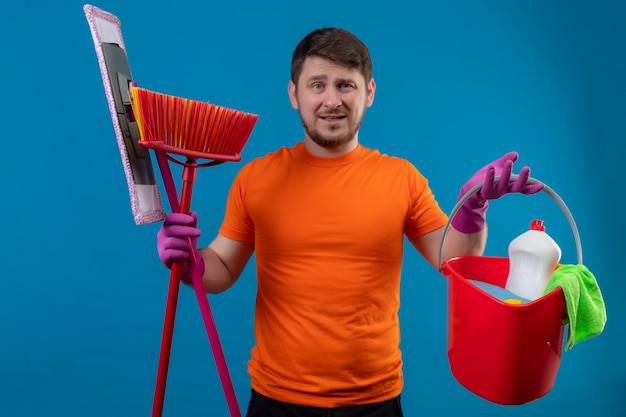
[{"left": 152, "top": 257, "right": 183, "bottom": 417}]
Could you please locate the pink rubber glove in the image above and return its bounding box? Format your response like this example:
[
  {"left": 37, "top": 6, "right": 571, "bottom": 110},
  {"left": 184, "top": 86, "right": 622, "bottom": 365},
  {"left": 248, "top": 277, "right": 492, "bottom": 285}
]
[
  {"left": 157, "top": 212, "right": 205, "bottom": 284},
  {"left": 451, "top": 151, "right": 544, "bottom": 233}
]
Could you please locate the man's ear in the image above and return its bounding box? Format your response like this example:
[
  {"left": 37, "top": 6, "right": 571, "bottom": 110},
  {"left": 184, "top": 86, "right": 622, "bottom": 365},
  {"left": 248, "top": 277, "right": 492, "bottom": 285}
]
[
  {"left": 288, "top": 80, "right": 299, "bottom": 110},
  {"left": 366, "top": 78, "right": 376, "bottom": 108}
]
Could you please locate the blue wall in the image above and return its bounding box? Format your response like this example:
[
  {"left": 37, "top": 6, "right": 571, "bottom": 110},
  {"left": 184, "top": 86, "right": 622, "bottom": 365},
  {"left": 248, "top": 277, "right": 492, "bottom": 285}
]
[{"left": 0, "top": 0, "right": 624, "bottom": 415}]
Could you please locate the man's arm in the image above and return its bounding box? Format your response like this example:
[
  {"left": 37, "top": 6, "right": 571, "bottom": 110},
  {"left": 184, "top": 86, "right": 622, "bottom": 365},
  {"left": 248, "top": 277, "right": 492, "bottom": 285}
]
[
  {"left": 199, "top": 234, "right": 255, "bottom": 294},
  {"left": 156, "top": 213, "right": 254, "bottom": 294},
  {"left": 410, "top": 226, "right": 486, "bottom": 271},
  {"left": 412, "top": 151, "right": 543, "bottom": 271}
]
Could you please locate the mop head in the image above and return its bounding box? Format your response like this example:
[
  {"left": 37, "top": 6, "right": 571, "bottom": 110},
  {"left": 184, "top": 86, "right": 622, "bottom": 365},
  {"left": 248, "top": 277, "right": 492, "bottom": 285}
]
[{"left": 84, "top": 5, "right": 166, "bottom": 225}]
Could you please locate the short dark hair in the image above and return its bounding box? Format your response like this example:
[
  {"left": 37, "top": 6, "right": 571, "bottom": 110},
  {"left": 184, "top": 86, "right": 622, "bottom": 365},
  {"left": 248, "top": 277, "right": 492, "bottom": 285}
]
[{"left": 291, "top": 28, "right": 373, "bottom": 84}]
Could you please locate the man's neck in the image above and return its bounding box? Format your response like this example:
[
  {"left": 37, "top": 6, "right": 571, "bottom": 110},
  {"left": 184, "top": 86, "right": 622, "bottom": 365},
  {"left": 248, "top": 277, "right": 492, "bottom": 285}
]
[{"left": 303, "top": 136, "right": 359, "bottom": 157}]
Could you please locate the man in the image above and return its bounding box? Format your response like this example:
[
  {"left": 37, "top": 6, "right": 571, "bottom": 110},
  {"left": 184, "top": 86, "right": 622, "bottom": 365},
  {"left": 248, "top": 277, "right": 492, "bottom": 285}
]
[{"left": 157, "top": 27, "right": 542, "bottom": 416}]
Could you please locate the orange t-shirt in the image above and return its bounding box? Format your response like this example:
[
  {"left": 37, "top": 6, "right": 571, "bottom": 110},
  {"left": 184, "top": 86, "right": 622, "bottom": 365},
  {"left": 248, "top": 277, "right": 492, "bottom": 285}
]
[{"left": 219, "top": 142, "right": 447, "bottom": 407}]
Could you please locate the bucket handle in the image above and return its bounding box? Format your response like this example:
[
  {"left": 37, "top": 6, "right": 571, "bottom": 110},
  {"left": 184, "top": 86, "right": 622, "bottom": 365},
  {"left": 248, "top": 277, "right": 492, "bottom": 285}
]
[{"left": 438, "top": 175, "right": 583, "bottom": 270}]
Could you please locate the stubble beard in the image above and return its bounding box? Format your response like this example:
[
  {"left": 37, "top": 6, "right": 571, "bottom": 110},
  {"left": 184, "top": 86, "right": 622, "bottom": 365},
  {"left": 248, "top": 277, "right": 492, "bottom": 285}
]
[{"left": 300, "top": 111, "right": 364, "bottom": 149}]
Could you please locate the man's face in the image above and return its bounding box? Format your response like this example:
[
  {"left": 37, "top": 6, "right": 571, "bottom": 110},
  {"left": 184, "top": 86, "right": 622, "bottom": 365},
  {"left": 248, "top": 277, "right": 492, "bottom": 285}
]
[{"left": 288, "top": 56, "right": 375, "bottom": 151}]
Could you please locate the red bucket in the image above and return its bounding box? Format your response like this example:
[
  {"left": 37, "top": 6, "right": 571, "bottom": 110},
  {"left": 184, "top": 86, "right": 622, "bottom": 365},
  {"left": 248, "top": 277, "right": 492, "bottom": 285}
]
[{"left": 439, "top": 176, "right": 582, "bottom": 405}]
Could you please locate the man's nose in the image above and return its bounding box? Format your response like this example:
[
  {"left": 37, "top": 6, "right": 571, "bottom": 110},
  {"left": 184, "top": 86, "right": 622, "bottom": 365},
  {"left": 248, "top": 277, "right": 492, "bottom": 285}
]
[{"left": 322, "top": 88, "right": 342, "bottom": 109}]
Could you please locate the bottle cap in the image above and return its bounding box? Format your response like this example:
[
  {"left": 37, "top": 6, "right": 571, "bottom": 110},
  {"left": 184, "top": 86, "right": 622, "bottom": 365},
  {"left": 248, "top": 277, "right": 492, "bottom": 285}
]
[{"left": 530, "top": 219, "right": 545, "bottom": 231}]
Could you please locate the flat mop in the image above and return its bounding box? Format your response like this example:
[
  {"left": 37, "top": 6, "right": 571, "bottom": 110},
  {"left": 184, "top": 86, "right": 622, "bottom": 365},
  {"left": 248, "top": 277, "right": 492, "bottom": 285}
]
[{"left": 84, "top": 4, "right": 165, "bottom": 225}]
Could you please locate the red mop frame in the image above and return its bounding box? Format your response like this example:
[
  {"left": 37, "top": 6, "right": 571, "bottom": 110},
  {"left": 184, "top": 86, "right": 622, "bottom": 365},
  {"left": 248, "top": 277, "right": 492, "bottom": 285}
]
[{"left": 438, "top": 176, "right": 583, "bottom": 405}]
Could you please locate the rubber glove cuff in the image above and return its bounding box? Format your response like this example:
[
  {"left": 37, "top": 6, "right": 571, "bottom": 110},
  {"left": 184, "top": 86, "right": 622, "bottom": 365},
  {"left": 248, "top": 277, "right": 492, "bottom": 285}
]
[
  {"left": 451, "top": 196, "right": 488, "bottom": 234},
  {"left": 181, "top": 250, "right": 206, "bottom": 286}
]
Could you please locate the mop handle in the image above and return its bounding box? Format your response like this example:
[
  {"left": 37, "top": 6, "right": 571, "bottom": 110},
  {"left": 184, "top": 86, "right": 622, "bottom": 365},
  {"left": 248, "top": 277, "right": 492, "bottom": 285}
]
[
  {"left": 155, "top": 152, "right": 241, "bottom": 417},
  {"left": 438, "top": 175, "right": 583, "bottom": 271}
]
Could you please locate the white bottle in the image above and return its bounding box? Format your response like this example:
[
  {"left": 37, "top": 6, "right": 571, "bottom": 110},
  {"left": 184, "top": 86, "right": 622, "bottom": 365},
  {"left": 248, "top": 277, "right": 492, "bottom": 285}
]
[{"left": 505, "top": 219, "right": 562, "bottom": 301}]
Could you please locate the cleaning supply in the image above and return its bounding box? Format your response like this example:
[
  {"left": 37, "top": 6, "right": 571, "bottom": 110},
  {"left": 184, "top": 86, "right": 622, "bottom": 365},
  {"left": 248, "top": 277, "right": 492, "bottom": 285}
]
[
  {"left": 443, "top": 256, "right": 567, "bottom": 405},
  {"left": 85, "top": 6, "right": 258, "bottom": 417},
  {"left": 84, "top": 5, "right": 166, "bottom": 225},
  {"left": 468, "top": 279, "right": 530, "bottom": 303},
  {"left": 505, "top": 220, "right": 562, "bottom": 301},
  {"left": 544, "top": 264, "right": 607, "bottom": 351},
  {"left": 439, "top": 175, "right": 584, "bottom": 405},
  {"left": 131, "top": 85, "right": 258, "bottom": 417}
]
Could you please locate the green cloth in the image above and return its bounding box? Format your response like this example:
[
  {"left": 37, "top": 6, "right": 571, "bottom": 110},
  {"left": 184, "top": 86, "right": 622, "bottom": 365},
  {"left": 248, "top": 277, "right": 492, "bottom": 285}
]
[{"left": 544, "top": 264, "right": 607, "bottom": 351}]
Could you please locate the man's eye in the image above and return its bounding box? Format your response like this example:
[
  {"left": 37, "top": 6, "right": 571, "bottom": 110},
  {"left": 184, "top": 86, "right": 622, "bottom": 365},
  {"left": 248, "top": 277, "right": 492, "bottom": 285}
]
[
  {"left": 339, "top": 83, "right": 354, "bottom": 90},
  {"left": 312, "top": 83, "right": 323, "bottom": 90}
]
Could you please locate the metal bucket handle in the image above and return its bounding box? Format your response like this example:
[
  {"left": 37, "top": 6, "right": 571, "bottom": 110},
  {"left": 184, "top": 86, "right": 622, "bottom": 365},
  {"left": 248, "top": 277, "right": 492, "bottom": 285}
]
[{"left": 438, "top": 175, "right": 583, "bottom": 270}]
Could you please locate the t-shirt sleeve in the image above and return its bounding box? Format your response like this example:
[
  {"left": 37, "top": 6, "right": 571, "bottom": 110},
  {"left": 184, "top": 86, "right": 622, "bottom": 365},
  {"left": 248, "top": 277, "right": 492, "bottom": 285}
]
[
  {"left": 219, "top": 163, "right": 256, "bottom": 242},
  {"left": 404, "top": 162, "right": 448, "bottom": 241}
]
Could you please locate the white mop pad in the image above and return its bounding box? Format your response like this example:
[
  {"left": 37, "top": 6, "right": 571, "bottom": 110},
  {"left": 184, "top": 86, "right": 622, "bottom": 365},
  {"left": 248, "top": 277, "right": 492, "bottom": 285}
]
[{"left": 84, "top": 4, "right": 166, "bottom": 225}]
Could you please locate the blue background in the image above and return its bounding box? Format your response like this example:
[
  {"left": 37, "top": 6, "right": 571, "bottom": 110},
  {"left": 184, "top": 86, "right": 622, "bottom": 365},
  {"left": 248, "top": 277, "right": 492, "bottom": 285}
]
[{"left": 0, "top": 0, "right": 624, "bottom": 415}]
